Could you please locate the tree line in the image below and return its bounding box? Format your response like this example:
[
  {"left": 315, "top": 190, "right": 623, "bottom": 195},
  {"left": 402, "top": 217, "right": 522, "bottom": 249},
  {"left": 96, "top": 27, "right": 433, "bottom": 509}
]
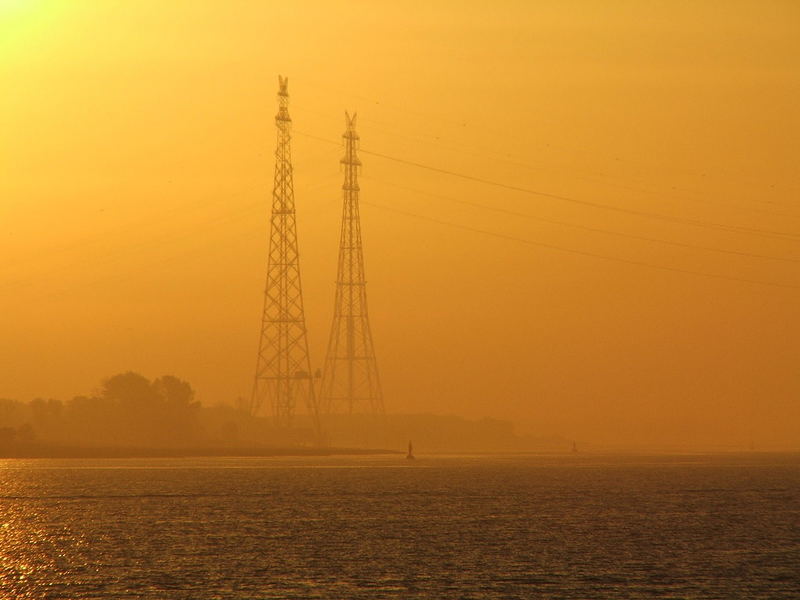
[{"left": 0, "top": 372, "right": 200, "bottom": 447}]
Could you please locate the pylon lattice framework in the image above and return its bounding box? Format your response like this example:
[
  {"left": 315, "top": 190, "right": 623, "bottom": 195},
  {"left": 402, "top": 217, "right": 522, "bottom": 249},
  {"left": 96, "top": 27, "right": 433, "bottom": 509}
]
[
  {"left": 320, "top": 112, "right": 384, "bottom": 415},
  {"left": 251, "top": 76, "right": 318, "bottom": 428}
]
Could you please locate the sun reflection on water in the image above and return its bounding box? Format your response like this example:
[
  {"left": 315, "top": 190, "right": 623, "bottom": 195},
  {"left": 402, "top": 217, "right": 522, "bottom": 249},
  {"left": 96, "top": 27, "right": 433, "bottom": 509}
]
[
  {"left": 0, "top": 509, "right": 52, "bottom": 598},
  {"left": 0, "top": 466, "right": 78, "bottom": 599}
]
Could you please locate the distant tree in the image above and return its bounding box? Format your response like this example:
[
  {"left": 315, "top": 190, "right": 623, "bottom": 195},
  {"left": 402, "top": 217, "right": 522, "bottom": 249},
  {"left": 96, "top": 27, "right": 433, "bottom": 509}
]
[
  {"left": 0, "top": 424, "right": 36, "bottom": 444},
  {"left": 0, "top": 427, "right": 15, "bottom": 443},
  {"left": 28, "top": 398, "right": 64, "bottom": 441},
  {"left": 17, "top": 423, "right": 35, "bottom": 442},
  {"left": 153, "top": 375, "right": 200, "bottom": 443},
  {"left": 30, "top": 398, "right": 63, "bottom": 421},
  {"left": 67, "top": 395, "right": 104, "bottom": 412},
  {"left": 153, "top": 375, "right": 197, "bottom": 409},
  {"left": 102, "top": 372, "right": 159, "bottom": 408},
  {"left": 0, "top": 398, "right": 24, "bottom": 427},
  {"left": 58, "top": 372, "right": 202, "bottom": 447},
  {"left": 65, "top": 394, "right": 116, "bottom": 444}
]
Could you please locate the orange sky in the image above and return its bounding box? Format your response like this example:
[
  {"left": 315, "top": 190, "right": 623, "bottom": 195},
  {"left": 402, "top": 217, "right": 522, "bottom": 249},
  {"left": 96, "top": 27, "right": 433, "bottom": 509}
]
[{"left": 1, "top": 0, "right": 798, "bottom": 447}]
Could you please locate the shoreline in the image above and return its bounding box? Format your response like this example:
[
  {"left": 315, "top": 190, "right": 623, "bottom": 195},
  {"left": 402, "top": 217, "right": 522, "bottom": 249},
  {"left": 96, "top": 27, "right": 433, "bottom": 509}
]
[
  {"left": 0, "top": 444, "right": 401, "bottom": 459},
  {"left": 1, "top": 445, "right": 798, "bottom": 460}
]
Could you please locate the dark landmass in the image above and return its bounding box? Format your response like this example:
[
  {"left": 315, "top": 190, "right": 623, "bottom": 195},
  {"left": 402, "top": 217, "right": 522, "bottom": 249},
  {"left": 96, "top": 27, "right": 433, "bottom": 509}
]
[
  {"left": 0, "top": 442, "right": 400, "bottom": 459},
  {"left": 1, "top": 371, "right": 571, "bottom": 455}
]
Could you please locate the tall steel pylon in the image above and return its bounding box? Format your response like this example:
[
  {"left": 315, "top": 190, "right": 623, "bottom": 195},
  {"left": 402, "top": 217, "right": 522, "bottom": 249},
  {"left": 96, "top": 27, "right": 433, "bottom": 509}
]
[
  {"left": 320, "top": 112, "right": 384, "bottom": 415},
  {"left": 251, "top": 76, "right": 318, "bottom": 429}
]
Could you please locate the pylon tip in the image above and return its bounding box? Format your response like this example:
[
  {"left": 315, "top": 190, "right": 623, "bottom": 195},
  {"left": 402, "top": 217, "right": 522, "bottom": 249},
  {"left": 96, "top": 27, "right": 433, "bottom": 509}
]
[{"left": 278, "top": 75, "right": 289, "bottom": 96}]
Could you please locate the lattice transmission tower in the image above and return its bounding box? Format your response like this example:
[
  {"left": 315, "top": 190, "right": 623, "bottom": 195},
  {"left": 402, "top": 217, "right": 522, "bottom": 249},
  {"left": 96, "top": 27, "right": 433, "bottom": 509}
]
[
  {"left": 251, "top": 76, "right": 318, "bottom": 429},
  {"left": 320, "top": 112, "right": 385, "bottom": 415}
]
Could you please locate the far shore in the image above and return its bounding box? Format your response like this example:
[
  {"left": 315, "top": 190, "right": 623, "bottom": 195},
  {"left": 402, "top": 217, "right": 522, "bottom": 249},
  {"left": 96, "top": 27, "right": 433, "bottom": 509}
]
[{"left": 0, "top": 443, "right": 401, "bottom": 459}]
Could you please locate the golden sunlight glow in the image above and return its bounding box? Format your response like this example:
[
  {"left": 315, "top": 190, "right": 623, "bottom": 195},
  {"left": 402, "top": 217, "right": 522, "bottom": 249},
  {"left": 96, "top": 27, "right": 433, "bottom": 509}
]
[{"left": 0, "top": 1, "right": 798, "bottom": 449}]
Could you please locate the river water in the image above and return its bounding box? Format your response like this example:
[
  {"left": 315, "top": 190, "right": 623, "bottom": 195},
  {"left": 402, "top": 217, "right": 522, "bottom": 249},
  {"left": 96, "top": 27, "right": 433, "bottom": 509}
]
[{"left": 0, "top": 453, "right": 798, "bottom": 599}]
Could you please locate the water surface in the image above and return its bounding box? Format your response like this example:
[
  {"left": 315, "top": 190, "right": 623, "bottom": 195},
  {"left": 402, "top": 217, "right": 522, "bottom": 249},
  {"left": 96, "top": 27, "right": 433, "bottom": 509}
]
[{"left": 1, "top": 453, "right": 798, "bottom": 598}]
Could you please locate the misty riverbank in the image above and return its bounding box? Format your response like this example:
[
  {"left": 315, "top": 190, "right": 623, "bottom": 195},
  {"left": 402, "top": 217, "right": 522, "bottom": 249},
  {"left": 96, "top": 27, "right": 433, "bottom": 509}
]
[
  {"left": 0, "top": 443, "right": 401, "bottom": 459},
  {"left": 1, "top": 374, "right": 572, "bottom": 454}
]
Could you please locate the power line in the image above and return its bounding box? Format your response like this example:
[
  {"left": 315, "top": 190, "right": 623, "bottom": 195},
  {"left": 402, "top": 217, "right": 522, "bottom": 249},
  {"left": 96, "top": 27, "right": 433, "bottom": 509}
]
[
  {"left": 364, "top": 176, "right": 800, "bottom": 265},
  {"left": 361, "top": 148, "right": 800, "bottom": 241},
  {"left": 293, "top": 104, "right": 800, "bottom": 220},
  {"left": 292, "top": 81, "right": 800, "bottom": 200},
  {"left": 295, "top": 131, "right": 800, "bottom": 242},
  {"left": 361, "top": 200, "right": 799, "bottom": 291}
]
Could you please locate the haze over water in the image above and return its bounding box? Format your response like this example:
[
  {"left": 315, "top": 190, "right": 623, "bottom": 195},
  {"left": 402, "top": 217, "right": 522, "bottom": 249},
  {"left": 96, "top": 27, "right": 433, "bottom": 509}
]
[{"left": 2, "top": 1, "right": 799, "bottom": 448}]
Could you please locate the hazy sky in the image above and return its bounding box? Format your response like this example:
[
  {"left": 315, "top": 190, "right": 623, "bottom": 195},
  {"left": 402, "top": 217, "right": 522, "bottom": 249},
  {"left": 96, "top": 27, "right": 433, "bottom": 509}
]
[{"left": 1, "top": 0, "right": 798, "bottom": 446}]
